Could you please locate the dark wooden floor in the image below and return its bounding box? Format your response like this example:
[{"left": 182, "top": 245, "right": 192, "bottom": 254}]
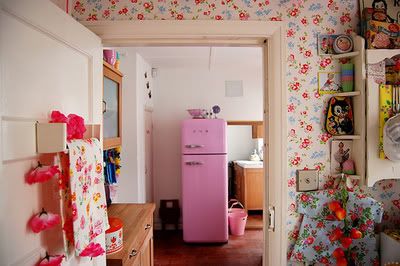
[{"left": 153, "top": 229, "right": 263, "bottom": 266}]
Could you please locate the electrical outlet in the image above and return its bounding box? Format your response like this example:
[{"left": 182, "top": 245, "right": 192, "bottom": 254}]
[{"left": 296, "top": 169, "right": 319, "bottom": 192}]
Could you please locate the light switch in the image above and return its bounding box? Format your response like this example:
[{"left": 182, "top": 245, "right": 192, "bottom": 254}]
[{"left": 296, "top": 169, "right": 319, "bottom": 192}]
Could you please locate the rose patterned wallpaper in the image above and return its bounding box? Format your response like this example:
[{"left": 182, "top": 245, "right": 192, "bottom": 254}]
[{"left": 71, "top": 0, "right": 400, "bottom": 259}]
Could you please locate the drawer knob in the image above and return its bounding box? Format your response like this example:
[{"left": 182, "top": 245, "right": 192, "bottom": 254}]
[
  {"left": 145, "top": 223, "right": 151, "bottom": 230},
  {"left": 129, "top": 249, "right": 138, "bottom": 258}
]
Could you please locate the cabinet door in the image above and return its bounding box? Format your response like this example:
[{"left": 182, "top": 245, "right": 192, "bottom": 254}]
[
  {"left": 103, "top": 62, "right": 123, "bottom": 150},
  {"left": 245, "top": 169, "right": 264, "bottom": 210}
]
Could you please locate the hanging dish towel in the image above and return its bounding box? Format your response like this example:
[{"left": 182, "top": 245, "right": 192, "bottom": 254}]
[{"left": 68, "top": 138, "right": 109, "bottom": 256}]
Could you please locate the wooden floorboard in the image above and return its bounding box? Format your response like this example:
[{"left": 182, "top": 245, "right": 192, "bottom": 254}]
[{"left": 154, "top": 229, "right": 263, "bottom": 266}]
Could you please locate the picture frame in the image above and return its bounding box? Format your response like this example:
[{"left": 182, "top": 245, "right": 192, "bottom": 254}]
[
  {"left": 317, "top": 34, "right": 339, "bottom": 55},
  {"left": 331, "top": 140, "right": 353, "bottom": 174},
  {"left": 318, "top": 72, "right": 341, "bottom": 94}
]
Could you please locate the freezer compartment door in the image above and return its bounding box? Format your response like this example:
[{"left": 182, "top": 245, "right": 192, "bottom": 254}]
[
  {"left": 181, "top": 119, "right": 226, "bottom": 154},
  {"left": 182, "top": 154, "right": 228, "bottom": 243}
]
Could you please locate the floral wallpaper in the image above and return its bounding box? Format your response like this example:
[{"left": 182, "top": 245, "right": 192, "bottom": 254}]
[{"left": 71, "top": 0, "right": 400, "bottom": 260}]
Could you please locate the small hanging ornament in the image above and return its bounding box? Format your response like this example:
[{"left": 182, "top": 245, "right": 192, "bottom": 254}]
[
  {"left": 38, "top": 252, "right": 64, "bottom": 266},
  {"left": 29, "top": 208, "right": 61, "bottom": 233},
  {"left": 26, "top": 162, "right": 60, "bottom": 185}
]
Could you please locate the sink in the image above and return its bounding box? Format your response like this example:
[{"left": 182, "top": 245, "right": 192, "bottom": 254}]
[{"left": 234, "top": 160, "right": 263, "bottom": 168}]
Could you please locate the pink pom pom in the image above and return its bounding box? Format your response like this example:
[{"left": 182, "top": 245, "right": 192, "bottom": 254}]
[
  {"left": 29, "top": 209, "right": 61, "bottom": 233},
  {"left": 67, "top": 114, "right": 86, "bottom": 140},
  {"left": 50, "top": 110, "right": 68, "bottom": 124},
  {"left": 26, "top": 165, "right": 60, "bottom": 185},
  {"left": 38, "top": 253, "right": 64, "bottom": 266},
  {"left": 79, "top": 242, "right": 105, "bottom": 257},
  {"left": 49, "top": 110, "right": 87, "bottom": 141}
]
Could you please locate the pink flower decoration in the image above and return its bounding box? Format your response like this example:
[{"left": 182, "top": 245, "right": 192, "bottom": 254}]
[
  {"left": 26, "top": 164, "right": 60, "bottom": 185},
  {"left": 29, "top": 209, "right": 61, "bottom": 233},
  {"left": 50, "top": 111, "right": 68, "bottom": 123},
  {"left": 67, "top": 114, "right": 86, "bottom": 140},
  {"left": 38, "top": 253, "right": 64, "bottom": 266},
  {"left": 79, "top": 242, "right": 105, "bottom": 257},
  {"left": 50, "top": 110, "right": 86, "bottom": 141}
]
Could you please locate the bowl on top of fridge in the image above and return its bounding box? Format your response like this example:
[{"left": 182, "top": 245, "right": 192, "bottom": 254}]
[{"left": 187, "top": 109, "right": 206, "bottom": 118}]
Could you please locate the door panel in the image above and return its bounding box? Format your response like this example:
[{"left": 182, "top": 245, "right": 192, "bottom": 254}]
[
  {"left": 182, "top": 154, "right": 228, "bottom": 242},
  {"left": 0, "top": 1, "right": 102, "bottom": 265},
  {"left": 144, "top": 110, "right": 153, "bottom": 202}
]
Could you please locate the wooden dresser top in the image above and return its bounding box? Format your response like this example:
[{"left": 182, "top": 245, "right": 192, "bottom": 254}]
[{"left": 106, "top": 203, "right": 155, "bottom": 261}]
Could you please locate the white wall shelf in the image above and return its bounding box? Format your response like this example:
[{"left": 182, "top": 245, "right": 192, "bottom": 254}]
[
  {"left": 332, "top": 135, "right": 361, "bottom": 140},
  {"left": 332, "top": 51, "right": 360, "bottom": 59},
  {"left": 347, "top": 175, "right": 361, "bottom": 180},
  {"left": 328, "top": 36, "right": 366, "bottom": 185},
  {"left": 332, "top": 91, "right": 361, "bottom": 97}
]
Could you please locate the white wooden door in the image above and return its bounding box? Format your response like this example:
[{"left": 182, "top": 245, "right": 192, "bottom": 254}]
[
  {"left": 144, "top": 109, "right": 154, "bottom": 202},
  {"left": 0, "top": 0, "right": 102, "bottom": 265}
]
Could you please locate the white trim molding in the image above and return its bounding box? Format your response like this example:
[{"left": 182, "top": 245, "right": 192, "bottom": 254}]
[{"left": 83, "top": 20, "right": 287, "bottom": 266}]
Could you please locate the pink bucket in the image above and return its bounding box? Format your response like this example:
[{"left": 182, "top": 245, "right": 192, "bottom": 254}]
[{"left": 228, "top": 200, "right": 247, "bottom": 236}]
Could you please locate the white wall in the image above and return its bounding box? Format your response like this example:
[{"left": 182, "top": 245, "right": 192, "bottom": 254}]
[
  {"left": 227, "top": 125, "right": 257, "bottom": 162},
  {"left": 135, "top": 54, "right": 154, "bottom": 203},
  {"left": 114, "top": 48, "right": 138, "bottom": 203},
  {"left": 152, "top": 61, "right": 263, "bottom": 225},
  {"left": 113, "top": 49, "right": 153, "bottom": 203}
]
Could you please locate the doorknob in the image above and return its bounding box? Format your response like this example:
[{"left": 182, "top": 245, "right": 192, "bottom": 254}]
[{"left": 268, "top": 206, "right": 275, "bottom": 232}]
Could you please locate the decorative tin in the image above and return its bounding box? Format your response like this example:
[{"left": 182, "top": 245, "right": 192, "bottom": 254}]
[
  {"left": 105, "top": 217, "right": 123, "bottom": 254},
  {"left": 333, "top": 35, "right": 353, "bottom": 54}
]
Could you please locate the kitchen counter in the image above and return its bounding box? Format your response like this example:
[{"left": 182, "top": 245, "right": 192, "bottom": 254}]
[{"left": 234, "top": 160, "right": 263, "bottom": 168}]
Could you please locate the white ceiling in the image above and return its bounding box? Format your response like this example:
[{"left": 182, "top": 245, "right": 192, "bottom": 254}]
[{"left": 134, "top": 47, "right": 263, "bottom": 69}]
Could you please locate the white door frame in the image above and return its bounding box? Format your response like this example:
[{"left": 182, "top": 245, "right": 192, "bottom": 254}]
[{"left": 83, "top": 20, "right": 287, "bottom": 266}]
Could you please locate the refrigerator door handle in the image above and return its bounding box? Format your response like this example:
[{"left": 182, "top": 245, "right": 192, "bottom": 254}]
[
  {"left": 185, "top": 144, "right": 205, "bottom": 148},
  {"left": 185, "top": 161, "right": 204, "bottom": 166}
]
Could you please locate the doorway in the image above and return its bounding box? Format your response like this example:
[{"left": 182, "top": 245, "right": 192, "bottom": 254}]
[
  {"left": 118, "top": 45, "right": 265, "bottom": 265},
  {"left": 85, "top": 20, "right": 287, "bottom": 266}
]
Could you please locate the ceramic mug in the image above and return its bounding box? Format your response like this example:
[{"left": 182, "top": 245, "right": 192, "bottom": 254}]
[{"left": 103, "top": 49, "right": 116, "bottom": 65}]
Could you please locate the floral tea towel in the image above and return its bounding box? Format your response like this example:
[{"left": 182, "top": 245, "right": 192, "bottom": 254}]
[{"left": 68, "top": 138, "right": 109, "bottom": 256}]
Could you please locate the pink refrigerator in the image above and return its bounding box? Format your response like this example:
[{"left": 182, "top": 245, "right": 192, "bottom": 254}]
[{"left": 181, "top": 118, "right": 228, "bottom": 243}]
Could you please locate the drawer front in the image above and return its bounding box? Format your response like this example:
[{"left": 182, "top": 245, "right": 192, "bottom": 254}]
[{"left": 122, "top": 215, "right": 153, "bottom": 265}]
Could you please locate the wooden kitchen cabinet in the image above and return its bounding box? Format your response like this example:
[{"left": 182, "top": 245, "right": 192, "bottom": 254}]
[
  {"left": 251, "top": 123, "right": 264, "bottom": 139},
  {"left": 234, "top": 164, "right": 264, "bottom": 210},
  {"left": 103, "top": 61, "right": 123, "bottom": 150},
  {"left": 106, "top": 203, "right": 155, "bottom": 266}
]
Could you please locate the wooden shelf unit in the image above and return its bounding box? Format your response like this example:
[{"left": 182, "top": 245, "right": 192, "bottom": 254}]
[
  {"left": 107, "top": 203, "right": 155, "bottom": 266},
  {"left": 103, "top": 61, "right": 123, "bottom": 150}
]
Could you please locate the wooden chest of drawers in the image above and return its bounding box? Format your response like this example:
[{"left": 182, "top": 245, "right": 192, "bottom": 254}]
[{"left": 106, "top": 203, "right": 155, "bottom": 266}]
